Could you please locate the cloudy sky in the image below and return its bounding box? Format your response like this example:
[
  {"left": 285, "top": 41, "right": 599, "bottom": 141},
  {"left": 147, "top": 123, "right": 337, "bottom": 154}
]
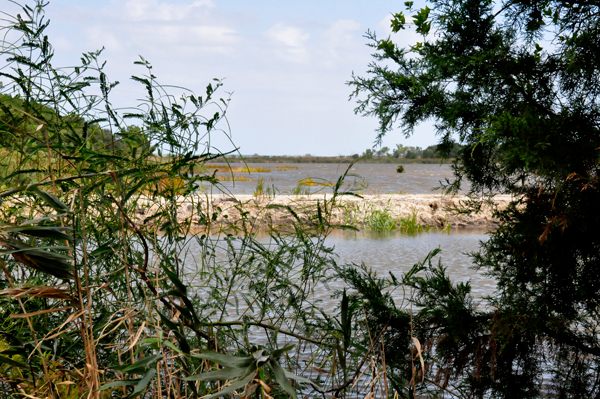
[{"left": 3, "top": 0, "right": 436, "bottom": 156}]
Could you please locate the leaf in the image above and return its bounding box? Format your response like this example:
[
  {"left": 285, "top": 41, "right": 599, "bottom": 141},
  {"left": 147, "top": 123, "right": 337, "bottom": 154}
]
[
  {"left": 412, "top": 337, "right": 425, "bottom": 381},
  {"left": 284, "top": 369, "right": 323, "bottom": 390},
  {"left": 201, "top": 371, "right": 255, "bottom": 399},
  {"left": 3, "top": 225, "right": 73, "bottom": 241},
  {"left": 192, "top": 351, "right": 254, "bottom": 368},
  {"left": 184, "top": 366, "right": 248, "bottom": 382},
  {"left": 19, "top": 213, "right": 68, "bottom": 225},
  {"left": 131, "top": 368, "right": 156, "bottom": 397},
  {"left": 270, "top": 344, "right": 295, "bottom": 359},
  {"left": 0, "top": 355, "right": 28, "bottom": 369},
  {"left": 111, "top": 354, "right": 163, "bottom": 373},
  {"left": 98, "top": 379, "right": 140, "bottom": 391},
  {"left": 28, "top": 186, "right": 70, "bottom": 212},
  {"left": 269, "top": 359, "right": 298, "bottom": 399}
]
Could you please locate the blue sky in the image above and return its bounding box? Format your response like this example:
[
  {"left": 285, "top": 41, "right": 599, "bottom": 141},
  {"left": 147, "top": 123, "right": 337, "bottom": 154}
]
[{"left": 3, "top": 0, "right": 437, "bottom": 156}]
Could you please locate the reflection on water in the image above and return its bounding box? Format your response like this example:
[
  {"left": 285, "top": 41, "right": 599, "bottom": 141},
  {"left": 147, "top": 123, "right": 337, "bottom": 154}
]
[
  {"left": 184, "top": 228, "right": 495, "bottom": 313},
  {"left": 324, "top": 228, "right": 495, "bottom": 303},
  {"left": 207, "top": 163, "right": 467, "bottom": 195}
]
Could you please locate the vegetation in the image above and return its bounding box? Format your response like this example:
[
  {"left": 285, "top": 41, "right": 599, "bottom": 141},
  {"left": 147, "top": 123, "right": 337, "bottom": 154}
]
[
  {"left": 0, "top": 3, "right": 393, "bottom": 398},
  {"left": 349, "top": 0, "right": 600, "bottom": 397}
]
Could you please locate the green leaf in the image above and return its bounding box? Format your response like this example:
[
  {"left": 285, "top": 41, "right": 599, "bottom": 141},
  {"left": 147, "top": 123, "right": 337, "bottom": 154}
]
[
  {"left": 184, "top": 366, "right": 248, "bottom": 381},
  {"left": 269, "top": 359, "right": 298, "bottom": 399},
  {"left": 131, "top": 368, "right": 156, "bottom": 397},
  {"left": 201, "top": 371, "right": 255, "bottom": 399},
  {"left": 271, "top": 344, "right": 295, "bottom": 359},
  {"left": 111, "top": 354, "right": 163, "bottom": 373},
  {"left": 98, "top": 379, "right": 139, "bottom": 391},
  {"left": 284, "top": 369, "right": 323, "bottom": 391},
  {"left": 192, "top": 351, "right": 254, "bottom": 368},
  {"left": 19, "top": 213, "right": 68, "bottom": 225},
  {"left": 391, "top": 12, "right": 406, "bottom": 32},
  {"left": 28, "top": 186, "right": 70, "bottom": 212},
  {"left": 3, "top": 226, "right": 73, "bottom": 241},
  {"left": 0, "top": 355, "right": 28, "bottom": 369}
]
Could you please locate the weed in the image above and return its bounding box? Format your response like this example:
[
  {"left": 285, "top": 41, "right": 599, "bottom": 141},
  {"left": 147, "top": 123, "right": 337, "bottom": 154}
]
[
  {"left": 366, "top": 208, "right": 397, "bottom": 232},
  {"left": 397, "top": 208, "right": 429, "bottom": 234},
  {"left": 291, "top": 183, "right": 311, "bottom": 196}
]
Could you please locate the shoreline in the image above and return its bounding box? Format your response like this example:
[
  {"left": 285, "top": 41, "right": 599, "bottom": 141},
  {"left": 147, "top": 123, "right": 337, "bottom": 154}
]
[{"left": 134, "top": 193, "right": 512, "bottom": 231}]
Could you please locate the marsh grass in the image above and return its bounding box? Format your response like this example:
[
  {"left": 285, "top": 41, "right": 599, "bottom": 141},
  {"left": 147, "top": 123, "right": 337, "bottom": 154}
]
[
  {"left": 0, "top": 4, "right": 442, "bottom": 399},
  {"left": 291, "top": 183, "right": 312, "bottom": 196},
  {"left": 275, "top": 165, "right": 299, "bottom": 171},
  {"left": 216, "top": 174, "right": 256, "bottom": 182},
  {"left": 396, "top": 208, "right": 430, "bottom": 234},
  {"left": 365, "top": 208, "right": 397, "bottom": 232},
  {"left": 298, "top": 177, "right": 335, "bottom": 187}
]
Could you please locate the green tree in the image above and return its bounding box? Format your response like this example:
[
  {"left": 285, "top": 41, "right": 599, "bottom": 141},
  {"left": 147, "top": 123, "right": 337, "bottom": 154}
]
[{"left": 349, "top": 0, "right": 600, "bottom": 397}]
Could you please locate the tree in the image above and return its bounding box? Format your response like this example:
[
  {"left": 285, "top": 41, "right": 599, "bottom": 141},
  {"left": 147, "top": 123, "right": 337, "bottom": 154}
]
[
  {"left": 376, "top": 145, "right": 390, "bottom": 157},
  {"left": 348, "top": 0, "right": 600, "bottom": 397}
]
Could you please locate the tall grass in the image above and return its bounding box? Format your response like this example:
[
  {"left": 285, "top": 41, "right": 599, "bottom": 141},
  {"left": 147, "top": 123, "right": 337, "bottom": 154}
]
[
  {"left": 0, "top": 3, "right": 452, "bottom": 399},
  {"left": 365, "top": 208, "right": 397, "bottom": 232}
]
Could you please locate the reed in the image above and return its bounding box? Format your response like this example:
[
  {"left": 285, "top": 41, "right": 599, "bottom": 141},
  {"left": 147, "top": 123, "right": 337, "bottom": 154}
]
[{"left": 0, "top": 4, "right": 445, "bottom": 399}]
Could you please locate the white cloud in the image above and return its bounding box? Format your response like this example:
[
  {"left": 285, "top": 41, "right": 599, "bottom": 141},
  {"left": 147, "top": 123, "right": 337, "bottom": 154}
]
[
  {"left": 120, "top": 0, "right": 214, "bottom": 22},
  {"left": 316, "top": 19, "right": 362, "bottom": 68},
  {"left": 70, "top": 0, "right": 238, "bottom": 58},
  {"left": 265, "top": 23, "right": 310, "bottom": 63},
  {"left": 266, "top": 23, "right": 309, "bottom": 48},
  {"left": 327, "top": 20, "right": 361, "bottom": 46}
]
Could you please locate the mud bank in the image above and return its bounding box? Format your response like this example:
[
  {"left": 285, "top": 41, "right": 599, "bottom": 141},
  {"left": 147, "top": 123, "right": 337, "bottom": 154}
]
[{"left": 134, "top": 194, "right": 512, "bottom": 231}]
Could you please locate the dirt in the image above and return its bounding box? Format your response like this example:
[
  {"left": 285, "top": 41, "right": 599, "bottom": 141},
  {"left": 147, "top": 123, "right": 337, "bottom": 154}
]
[{"left": 133, "top": 193, "right": 512, "bottom": 232}]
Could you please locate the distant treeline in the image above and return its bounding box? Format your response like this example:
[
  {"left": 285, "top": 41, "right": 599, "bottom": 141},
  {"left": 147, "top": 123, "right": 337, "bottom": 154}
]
[{"left": 216, "top": 143, "right": 463, "bottom": 164}]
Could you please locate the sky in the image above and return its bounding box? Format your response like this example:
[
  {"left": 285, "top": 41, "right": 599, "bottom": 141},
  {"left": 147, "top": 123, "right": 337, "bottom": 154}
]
[{"left": 2, "top": 0, "right": 437, "bottom": 156}]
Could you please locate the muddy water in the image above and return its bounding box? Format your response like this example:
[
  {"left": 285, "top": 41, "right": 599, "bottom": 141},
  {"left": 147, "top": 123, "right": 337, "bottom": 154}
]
[{"left": 208, "top": 163, "right": 467, "bottom": 195}]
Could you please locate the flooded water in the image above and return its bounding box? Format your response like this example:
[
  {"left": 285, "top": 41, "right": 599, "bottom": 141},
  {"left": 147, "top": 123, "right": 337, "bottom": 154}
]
[{"left": 207, "top": 163, "right": 465, "bottom": 195}]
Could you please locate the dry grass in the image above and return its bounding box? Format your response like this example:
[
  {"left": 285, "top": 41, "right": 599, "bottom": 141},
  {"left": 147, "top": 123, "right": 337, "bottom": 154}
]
[
  {"left": 298, "top": 177, "right": 334, "bottom": 187},
  {"left": 275, "top": 165, "right": 299, "bottom": 171},
  {"left": 216, "top": 174, "right": 256, "bottom": 182}
]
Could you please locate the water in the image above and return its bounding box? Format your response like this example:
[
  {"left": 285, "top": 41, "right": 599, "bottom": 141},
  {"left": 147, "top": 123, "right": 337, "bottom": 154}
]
[
  {"left": 206, "top": 163, "right": 464, "bottom": 195},
  {"left": 323, "top": 228, "right": 495, "bottom": 304},
  {"left": 184, "top": 228, "right": 494, "bottom": 313}
]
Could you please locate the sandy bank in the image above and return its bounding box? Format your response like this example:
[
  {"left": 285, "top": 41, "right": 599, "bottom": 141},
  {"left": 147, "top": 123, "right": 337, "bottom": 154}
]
[{"left": 133, "top": 194, "right": 512, "bottom": 231}]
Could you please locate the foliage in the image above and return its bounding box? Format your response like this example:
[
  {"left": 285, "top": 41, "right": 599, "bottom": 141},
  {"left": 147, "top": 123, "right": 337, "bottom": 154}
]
[
  {"left": 350, "top": 0, "right": 600, "bottom": 396},
  {"left": 1, "top": 5, "right": 416, "bottom": 399},
  {"left": 0, "top": 2, "right": 370, "bottom": 398}
]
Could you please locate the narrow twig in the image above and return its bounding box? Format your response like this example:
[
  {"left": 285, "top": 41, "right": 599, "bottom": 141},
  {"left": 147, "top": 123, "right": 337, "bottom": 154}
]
[{"left": 108, "top": 194, "right": 212, "bottom": 344}]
